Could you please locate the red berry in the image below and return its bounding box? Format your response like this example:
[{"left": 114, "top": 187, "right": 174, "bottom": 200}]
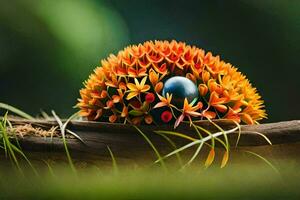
[
  {"left": 161, "top": 111, "right": 172, "bottom": 123},
  {"left": 145, "top": 93, "right": 155, "bottom": 103}
]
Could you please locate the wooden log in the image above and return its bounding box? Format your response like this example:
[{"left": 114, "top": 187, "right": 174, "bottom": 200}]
[{"left": 6, "top": 119, "right": 300, "bottom": 163}]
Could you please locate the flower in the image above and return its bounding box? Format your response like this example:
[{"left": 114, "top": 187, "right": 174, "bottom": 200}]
[
  {"left": 128, "top": 66, "right": 147, "bottom": 77},
  {"left": 153, "top": 93, "right": 173, "bottom": 109},
  {"left": 182, "top": 98, "right": 203, "bottom": 117},
  {"left": 126, "top": 76, "right": 150, "bottom": 100},
  {"left": 78, "top": 40, "right": 266, "bottom": 125},
  {"left": 175, "top": 98, "right": 203, "bottom": 128},
  {"left": 161, "top": 111, "right": 173, "bottom": 123}
]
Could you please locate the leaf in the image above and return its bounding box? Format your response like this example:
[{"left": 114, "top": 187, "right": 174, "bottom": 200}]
[
  {"left": 128, "top": 110, "right": 144, "bottom": 116},
  {"left": 205, "top": 148, "right": 215, "bottom": 168},
  {"left": 221, "top": 151, "right": 229, "bottom": 168}
]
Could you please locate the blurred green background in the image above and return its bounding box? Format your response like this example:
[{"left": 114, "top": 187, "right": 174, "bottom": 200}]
[{"left": 0, "top": 0, "right": 299, "bottom": 121}]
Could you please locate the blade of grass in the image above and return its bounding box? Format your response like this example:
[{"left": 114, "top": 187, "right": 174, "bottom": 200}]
[
  {"left": 243, "top": 150, "right": 279, "bottom": 174},
  {"left": 155, "top": 133, "right": 183, "bottom": 166},
  {"left": 1, "top": 113, "right": 38, "bottom": 176},
  {"left": 0, "top": 102, "right": 34, "bottom": 120},
  {"left": 154, "top": 130, "right": 197, "bottom": 142},
  {"left": 43, "top": 160, "right": 55, "bottom": 177},
  {"left": 246, "top": 131, "right": 272, "bottom": 145},
  {"left": 134, "top": 125, "right": 167, "bottom": 171},
  {"left": 180, "top": 141, "right": 204, "bottom": 170},
  {"left": 107, "top": 146, "right": 119, "bottom": 174},
  {"left": 66, "top": 129, "right": 85, "bottom": 144},
  {"left": 155, "top": 126, "right": 239, "bottom": 163},
  {"left": 231, "top": 120, "right": 242, "bottom": 147},
  {"left": 207, "top": 118, "right": 229, "bottom": 149},
  {"left": 0, "top": 113, "right": 22, "bottom": 174},
  {"left": 51, "top": 111, "right": 77, "bottom": 175}
]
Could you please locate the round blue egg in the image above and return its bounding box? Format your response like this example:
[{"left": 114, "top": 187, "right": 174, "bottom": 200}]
[{"left": 162, "top": 76, "right": 199, "bottom": 107}]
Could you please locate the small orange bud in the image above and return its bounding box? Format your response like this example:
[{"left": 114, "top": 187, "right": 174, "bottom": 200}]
[
  {"left": 155, "top": 82, "right": 164, "bottom": 93},
  {"left": 186, "top": 73, "right": 196, "bottom": 83},
  {"left": 202, "top": 70, "right": 210, "bottom": 83},
  {"left": 121, "top": 106, "right": 128, "bottom": 117},
  {"left": 144, "top": 115, "right": 153, "bottom": 124},
  {"left": 214, "top": 104, "right": 228, "bottom": 113},
  {"left": 112, "top": 95, "right": 121, "bottom": 103},
  {"left": 109, "top": 114, "right": 117, "bottom": 123},
  {"left": 198, "top": 84, "right": 208, "bottom": 96},
  {"left": 149, "top": 70, "right": 158, "bottom": 85},
  {"left": 132, "top": 117, "right": 142, "bottom": 125}
]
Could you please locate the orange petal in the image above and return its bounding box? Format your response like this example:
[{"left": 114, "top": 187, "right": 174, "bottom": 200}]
[
  {"left": 203, "top": 110, "right": 216, "bottom": 119},
  {"left": 205, "top": 149, "right": 215, "bottom": 168},
  {"left": 100, "top": 90, "right": 108, "bottom": 98},
  {"left": 214, "top": 104, "right": 228, "bottom": 113},
  {"left": 186, "top": 73, "right": 196, "bottom": 83},
  {"left": 153, "top": 102, "right": 167, "bottom": 109},
  {"left": 94, "top": 109, "right": 103, "bottom": 120},
  {"left": 141, "top": 85, "right": 151, "bottom": 92},
  {"left": 241, "top": 113, "right": 254, "bottom": 125},
  {"left": 221, "top": 151, "right": 229, "bottom": 168},
  {"left": 128, "top": 67, "right": 137, "bottom": 77},
  {"left": 119, "top": 82, "right": 127, "bottom": 91}
]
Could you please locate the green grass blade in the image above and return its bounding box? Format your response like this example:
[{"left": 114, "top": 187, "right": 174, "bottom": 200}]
[
  {"left": 155, "top": 126, "right": 239, "bottom": 163},
  {"left": 243, "top": 150, "right": 279, "bottom": 174},
  {"left": 134, "top": 126, "right": 167, "bottom": 171},
  {"left": 0, "top": 102, "right": 34, "bottom": 120},
  {"left": 51, "top": 111, "right": 77, "bottom": 175},
  {"left": 247, "top": 131, "right": 272, "bottom": 145},
  {"left": 207, "top": 118, "right": 229, "bottom": 149},
  {"left": 43, "top": 160, "right": 55, "bottom": 177},
  {"left": 181, "top": 141, "right": 204, "bottom": 170},
  {"left": 107, "top": 146, "right": 119, "bottom": 174},
  {"left": 154, "top": 130, "right": 197, "bottom": 141},
  {"left": 155, "top": 133, "right": 183, "bottom": 166}
]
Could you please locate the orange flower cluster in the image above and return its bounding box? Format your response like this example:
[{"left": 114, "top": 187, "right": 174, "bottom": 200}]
[{"left": 77, "top": 40, "right": 266, "bottom": 125}]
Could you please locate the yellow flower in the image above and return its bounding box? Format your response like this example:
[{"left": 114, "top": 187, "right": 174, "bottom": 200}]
[
  {"left": 126, "top": 76, "right": 150, "bottom": 100},
  {"left": 153, "top": 93, "right": 173, "bottom": 108}
]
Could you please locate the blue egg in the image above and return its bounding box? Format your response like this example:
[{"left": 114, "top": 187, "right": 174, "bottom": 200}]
[{"left": 162, "top": 76, "right": 199, "bottom": 107}]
